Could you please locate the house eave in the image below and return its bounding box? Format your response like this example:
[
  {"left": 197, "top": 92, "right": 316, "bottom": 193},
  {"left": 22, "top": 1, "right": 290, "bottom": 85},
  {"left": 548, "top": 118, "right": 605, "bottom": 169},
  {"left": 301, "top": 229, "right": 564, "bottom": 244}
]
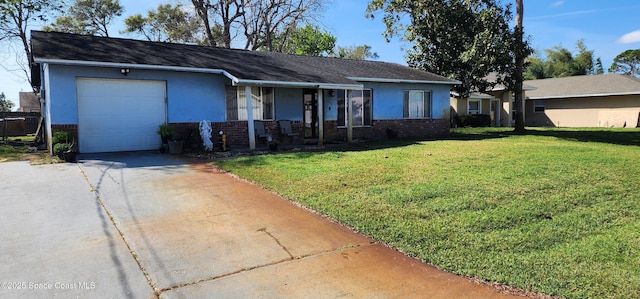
[
  {"left": 33, "top": 58, "right": 367, "bottom": 90},
  {"left": 32, "top": 58, "right": 240, "bottom": 83},
  {"left": 528, "top": 91, "right": 640, "bottom": 100},
  {"left": 347, "top": 77, "right": 461, "bottom": 85},
  {"left": 234, "top": 79, "right": 363, "bottom": 90}
]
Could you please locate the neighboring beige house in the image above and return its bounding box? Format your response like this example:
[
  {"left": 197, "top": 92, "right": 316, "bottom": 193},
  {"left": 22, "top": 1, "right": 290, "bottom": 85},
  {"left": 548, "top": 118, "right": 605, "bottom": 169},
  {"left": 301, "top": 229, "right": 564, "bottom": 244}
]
[
  {"left": 524, "top": 74, "right": 640, "bottom": 128},
  {"left": 451, "top": 75, "right": 534, "bottom": 127},
  {"left": 18, "top": 92, "right": 41, "bottom": 113}
]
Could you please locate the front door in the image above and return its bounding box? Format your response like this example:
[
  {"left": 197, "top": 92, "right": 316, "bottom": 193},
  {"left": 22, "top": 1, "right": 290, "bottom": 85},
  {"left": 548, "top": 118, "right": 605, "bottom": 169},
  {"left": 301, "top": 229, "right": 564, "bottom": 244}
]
[{"left": 303, "top": 89, "right": 318, "bottom": 138}]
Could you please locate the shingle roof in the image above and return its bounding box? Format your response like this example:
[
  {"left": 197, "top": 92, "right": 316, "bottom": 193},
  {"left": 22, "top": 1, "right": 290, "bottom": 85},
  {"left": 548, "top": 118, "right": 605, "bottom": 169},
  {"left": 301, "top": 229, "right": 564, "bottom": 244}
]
[
  {"left": 30, "top": 31, "right": 458, "bottom": 88},
  {"left": 524, "top": 74, "right": 640, "bottom": 99}
]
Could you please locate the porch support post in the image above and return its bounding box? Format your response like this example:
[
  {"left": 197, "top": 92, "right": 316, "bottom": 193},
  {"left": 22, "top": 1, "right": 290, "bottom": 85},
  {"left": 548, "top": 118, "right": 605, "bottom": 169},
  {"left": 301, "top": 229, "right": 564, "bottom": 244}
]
[
  {"left": 347, "top": 90, "right": 353, "bottom": 143},
  {"left": 245, "top": 86, "right": 256, "bottom": 150},
  {"left": 317, "top": 89, "right": 324, "bottom": 146},
  {"left": 495, "top": 99, "right": 501, "bottom": 127}
]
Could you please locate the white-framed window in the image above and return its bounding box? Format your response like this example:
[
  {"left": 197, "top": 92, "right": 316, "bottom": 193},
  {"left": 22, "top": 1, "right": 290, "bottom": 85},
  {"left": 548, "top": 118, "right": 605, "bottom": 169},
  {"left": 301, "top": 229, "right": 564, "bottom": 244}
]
[
  {"left": 467, "top": 100, "right": 481, "bottom": 114},
  {"left": 337, "top": 89, "right": 372, "bottom": 127},
  {"left": 225, "top": 86, "right": 274, "bottom": 120},
  {"left": 403, "top": 90, "right": 431, "bottom": 118},
  {"left": 534, "top": 100, "right": 545, "bottom": 113}
]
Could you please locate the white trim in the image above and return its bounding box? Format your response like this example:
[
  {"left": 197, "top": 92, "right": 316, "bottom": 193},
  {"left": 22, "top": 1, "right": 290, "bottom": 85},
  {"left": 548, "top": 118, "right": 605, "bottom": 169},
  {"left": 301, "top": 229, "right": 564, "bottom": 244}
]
[
  {"left": 33, "top": 58, "right": 239, "bottom": 83},
  {"left": 533, "top": 100, "right": 546, "bottom": 113},
  {"left": 528, "top": 91, "right": 640, "bottom": 100},
  {"left": 33, "top": 58, "right": 368, "bottom": 90},
  {"left": 235, "top": 79, "right": 363, "bottom": 90},
  {"left": 348, "top": 76, "right": 461, "bottom": 85},
  {"left": 467, "top": 99, "right": 481, "bottom": 115}
]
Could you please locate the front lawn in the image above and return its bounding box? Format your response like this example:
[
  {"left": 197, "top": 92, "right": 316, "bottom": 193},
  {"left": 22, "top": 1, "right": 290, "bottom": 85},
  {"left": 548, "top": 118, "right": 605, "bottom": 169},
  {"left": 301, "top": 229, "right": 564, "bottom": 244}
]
[{"left": 215, "top": 128, "right": 640, "bottom": 298}]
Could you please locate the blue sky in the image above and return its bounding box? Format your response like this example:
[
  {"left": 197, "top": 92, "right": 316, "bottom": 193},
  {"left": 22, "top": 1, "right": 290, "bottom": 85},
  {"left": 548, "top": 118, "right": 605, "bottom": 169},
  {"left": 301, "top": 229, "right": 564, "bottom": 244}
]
[{"left": 2, "top": 0, "right": 640, "bottom": 105}]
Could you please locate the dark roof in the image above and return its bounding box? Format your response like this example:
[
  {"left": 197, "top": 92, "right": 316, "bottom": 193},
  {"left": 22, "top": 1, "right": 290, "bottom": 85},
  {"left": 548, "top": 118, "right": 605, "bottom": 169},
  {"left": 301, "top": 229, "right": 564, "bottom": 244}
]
[
  {"left": 30, "top": 31, "right": 458, "bottom": 88},
  {"left": 524, "top": 74, "right": 640, "bottom": 99}
]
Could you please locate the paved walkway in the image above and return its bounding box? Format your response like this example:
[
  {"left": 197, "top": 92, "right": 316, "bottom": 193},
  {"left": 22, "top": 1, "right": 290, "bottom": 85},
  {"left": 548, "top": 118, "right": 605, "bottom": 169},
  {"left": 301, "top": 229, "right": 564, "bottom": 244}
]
[{"left": 0, "top": 152, "right": 523, "bottom": 298}]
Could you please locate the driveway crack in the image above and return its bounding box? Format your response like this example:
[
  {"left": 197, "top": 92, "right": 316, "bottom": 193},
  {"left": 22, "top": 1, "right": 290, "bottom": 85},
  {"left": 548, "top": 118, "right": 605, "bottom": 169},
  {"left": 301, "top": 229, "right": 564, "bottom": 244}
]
[
  {"left": 158, "top": 241, "right": 378, "bottom": 294},
  {"left": 77, "top": 164, "right": 160, "bottom": 298},
  {"left": 257, "top": 227, "right": 294, "bottom": 259}
]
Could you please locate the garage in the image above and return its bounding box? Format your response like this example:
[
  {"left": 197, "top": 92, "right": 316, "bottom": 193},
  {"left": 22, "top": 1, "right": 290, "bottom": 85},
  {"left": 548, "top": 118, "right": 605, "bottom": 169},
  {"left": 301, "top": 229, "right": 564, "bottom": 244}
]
[{"left": 77, "top": 78, "right": 167, "bottom": 153}]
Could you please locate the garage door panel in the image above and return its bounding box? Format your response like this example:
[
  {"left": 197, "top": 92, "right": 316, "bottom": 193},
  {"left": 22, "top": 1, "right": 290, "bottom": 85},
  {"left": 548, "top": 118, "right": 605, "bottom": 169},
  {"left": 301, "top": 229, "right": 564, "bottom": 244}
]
[{"left": 77, "top": 78, "right": 166, "bottom": 153}]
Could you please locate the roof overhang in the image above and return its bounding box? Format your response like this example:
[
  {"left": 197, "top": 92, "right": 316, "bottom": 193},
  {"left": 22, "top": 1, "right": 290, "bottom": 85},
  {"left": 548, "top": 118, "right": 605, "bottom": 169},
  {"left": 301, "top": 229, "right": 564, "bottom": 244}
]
[
  {"left": 234, "top": 79, "right": 363, "bottom": 90},
  {"left": 450, "top": 91, "right": 495, "bottom": 99},
  {"left": 528, "top": 91, "right": 640, "bottom": 100},
  {"left": 34, "top": 58, "right": 239, "bottom": 81},
  {"left": 34, "top": 58, "right": 366, "bottom": 90},
  {"left": 348, "top": 77, "right": 461, "bottom": 85}
]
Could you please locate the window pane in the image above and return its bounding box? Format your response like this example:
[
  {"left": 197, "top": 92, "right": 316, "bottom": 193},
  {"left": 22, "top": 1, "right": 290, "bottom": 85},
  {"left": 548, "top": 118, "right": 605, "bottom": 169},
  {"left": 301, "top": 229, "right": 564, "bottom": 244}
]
[
  {"left": 350, "top": 90, "right": 364, "bottom": 127},
  {"left": 263, "top": 87, "right": 274, "bottom": 119},
  {"left": 363, "top": 90, "right": 372, "bottom": 126},
  {"left": 237, "top": 88, "right": 247, "bottom": 120},
  {"left": 408, "top": 90, "right": 424, "bottom": 118},
  {"left": 468, "top": 100, "right": 479, "bottom": 114},
  {"left": 423, "top": 91, "right": 431, "bottom": 118},
  {"left": 337, "top": 90, "right": 346, "bottom": 126},
  {"left": 225, "top": 86, "right": 238, "bottom": 120},
  {"left": 252, "top": 86, "right": 262, "bottom": 120}
]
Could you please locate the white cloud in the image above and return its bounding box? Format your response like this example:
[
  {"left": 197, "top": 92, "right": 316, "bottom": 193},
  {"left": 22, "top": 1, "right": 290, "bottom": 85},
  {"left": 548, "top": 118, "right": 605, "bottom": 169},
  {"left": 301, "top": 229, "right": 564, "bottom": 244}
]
[
  {"left": 551, "top": 1, "right": 564, "bottom": 8},
  {"left": 617, "top": 30, "right": 640, "bottom": 44}
]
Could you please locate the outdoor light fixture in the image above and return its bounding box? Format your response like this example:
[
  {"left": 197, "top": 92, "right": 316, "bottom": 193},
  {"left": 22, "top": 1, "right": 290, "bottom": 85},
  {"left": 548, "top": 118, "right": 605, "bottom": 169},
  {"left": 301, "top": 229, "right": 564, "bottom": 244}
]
[
  {"left": 120, "top": 68, "right": 130, "bottom": 76},
  {"left": 329, "top": 89, "right": 336, "bottom": 97}
]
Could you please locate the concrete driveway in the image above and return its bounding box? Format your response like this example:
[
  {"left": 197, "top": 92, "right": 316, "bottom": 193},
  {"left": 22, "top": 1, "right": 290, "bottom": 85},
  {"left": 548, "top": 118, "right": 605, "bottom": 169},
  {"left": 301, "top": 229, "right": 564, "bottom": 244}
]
[{"left": 0, "top": 152, "right": 522, "bottom": 298}]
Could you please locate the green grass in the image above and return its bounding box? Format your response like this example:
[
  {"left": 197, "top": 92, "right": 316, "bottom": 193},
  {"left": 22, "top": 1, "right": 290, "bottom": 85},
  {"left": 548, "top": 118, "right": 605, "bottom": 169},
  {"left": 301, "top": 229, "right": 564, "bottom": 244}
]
[
  {"left": 215, "top": 128, "right": 640, "bottom": 298},
  {"left": 0, "top": 136, "right": 47, "bottom": 163}
]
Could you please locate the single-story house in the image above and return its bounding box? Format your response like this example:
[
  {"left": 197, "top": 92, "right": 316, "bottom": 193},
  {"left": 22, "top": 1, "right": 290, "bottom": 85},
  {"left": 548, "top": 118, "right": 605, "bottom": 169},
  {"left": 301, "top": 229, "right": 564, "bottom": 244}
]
[
  {"left": 30, "top": 30, "right": 460, "bottom": 153},
  {"left": 524, "top": 74, "right": 640, "bottom": 128},
  {"left": 450, "top": 74, "right": 535, "bottom": 127}
]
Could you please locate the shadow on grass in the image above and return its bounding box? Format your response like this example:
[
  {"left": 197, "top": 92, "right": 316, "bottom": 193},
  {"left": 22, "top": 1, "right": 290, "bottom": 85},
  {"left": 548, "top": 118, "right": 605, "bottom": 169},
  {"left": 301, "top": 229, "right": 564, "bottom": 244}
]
[
  {"left": 450, "top": 127, "right": 640, "bottom": 146},
  {"left": 216, "top": 127, "right": 640, "bottom": 168}
]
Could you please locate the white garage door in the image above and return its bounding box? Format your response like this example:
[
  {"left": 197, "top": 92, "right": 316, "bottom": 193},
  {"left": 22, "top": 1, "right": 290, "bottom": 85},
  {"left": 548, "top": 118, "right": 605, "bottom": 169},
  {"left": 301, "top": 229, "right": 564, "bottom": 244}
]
[{"left": 77, "top": 78, "right": 166, "bottom": 153}]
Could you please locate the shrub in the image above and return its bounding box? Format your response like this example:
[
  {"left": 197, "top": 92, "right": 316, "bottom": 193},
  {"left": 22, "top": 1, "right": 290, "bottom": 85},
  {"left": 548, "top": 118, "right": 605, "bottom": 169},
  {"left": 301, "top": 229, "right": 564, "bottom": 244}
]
[
  {"left": 457, "top": 114, "right": 491, "bottom": 127},
  {"left": 53, "top": 143, "right": 71, "bottom": 158},
  {"left": 52, "top": 130, "right": 72, "bottom": 145}
]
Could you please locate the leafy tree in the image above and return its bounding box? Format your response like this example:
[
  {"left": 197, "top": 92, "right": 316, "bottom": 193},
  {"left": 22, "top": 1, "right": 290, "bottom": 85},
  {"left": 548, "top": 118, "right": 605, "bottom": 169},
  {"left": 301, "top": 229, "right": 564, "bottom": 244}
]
[
  {"left": 609, "top": 49, "right": 640, "bottom": 77},
  {"left": 276, "top": 24, "right": 336, "bottom": 56},
  {"left": 366, "top": 0, "right": 531, "bottom": 99},
  {"left": 0, "top": 92, "right": 15, "bottom": 112},
  {"left": 122, "top": 3, "right": 208, "bottom": 44},
  {"left": 43, "top": 0, "right": 123, "bottom": 37},
  {"left": 524, "top": 56, "right": 546, "bottom": 80},
  {"left": 334, "top": 45, "right": 378, "bottom": 60},
  {"left": 594, "top": 57, "right": 604, "bottom": 74},
  {"left": 573, "top": 39, "right": 595, "bottom": 75},
  {"left": 0, "top": 0, "right": 62, "bottom": 90},
  {"left": 525, "top": 40, "right": 598, "bottom": 79},
  {"left": 190, "top": 0, "right": 325, "bottom": 50}
]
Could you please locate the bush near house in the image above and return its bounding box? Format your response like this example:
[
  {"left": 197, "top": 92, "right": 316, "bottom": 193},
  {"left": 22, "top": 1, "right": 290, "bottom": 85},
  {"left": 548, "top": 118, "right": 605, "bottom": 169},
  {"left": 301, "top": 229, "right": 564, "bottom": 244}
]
[
  {"left": 457, "top": 114, "right": 491, "bottom": 127},
  {"left": 215, "top": 127, "right": 640, "bottom": 299}
]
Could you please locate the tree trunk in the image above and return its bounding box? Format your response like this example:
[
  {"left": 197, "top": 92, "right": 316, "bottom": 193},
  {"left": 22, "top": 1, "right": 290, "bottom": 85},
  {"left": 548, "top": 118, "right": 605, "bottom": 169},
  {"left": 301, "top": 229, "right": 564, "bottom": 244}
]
[
  {"left": 513, "top": 0, "right": 526, "bottom": 132},
  {"left": 192, "top": 0, "right": 216, "bottom": 46}
]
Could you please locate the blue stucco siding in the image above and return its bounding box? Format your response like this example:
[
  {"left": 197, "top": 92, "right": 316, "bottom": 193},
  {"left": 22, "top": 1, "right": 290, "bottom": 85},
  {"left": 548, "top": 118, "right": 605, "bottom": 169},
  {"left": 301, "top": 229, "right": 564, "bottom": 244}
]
[
  {"left": 46, "top": 64, "right": 230, "bottom": 124},
  {"left": 363, "top": 82, "right": 453, "bottom": 120}
]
